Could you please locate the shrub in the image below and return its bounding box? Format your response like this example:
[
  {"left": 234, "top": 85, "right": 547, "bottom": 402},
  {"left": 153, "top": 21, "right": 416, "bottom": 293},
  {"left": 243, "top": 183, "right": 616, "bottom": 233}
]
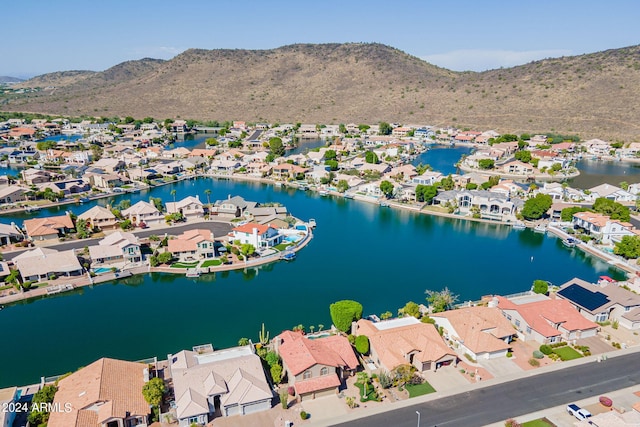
[
  {"left": 504, "top": 419, "right": 522, "bottom": 427},
  {"left": 355, "top": 335, "right": 370, "bottom": 354},
  {"left": 300, "top": 411, "right": 309, "bottom": 420},
  {"left": 506, "top": 351, "right": 513, "bottom": 358},
  {"left": 612, "top": 320, "right": 619, "bottom": 329},
  {"left": 539, "top": 345, "right": 552, "bottom": 355},
  {"left": 532, "top": 350, "right": 544, "bottom": 359},
  {"left": 528, "top": 358, "right": 540, "bottom": 367}
]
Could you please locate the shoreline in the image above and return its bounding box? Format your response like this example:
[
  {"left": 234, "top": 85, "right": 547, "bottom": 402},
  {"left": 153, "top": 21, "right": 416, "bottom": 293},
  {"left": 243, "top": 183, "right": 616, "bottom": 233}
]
[{"left": 458, "top": 163, "right": 580, "bottom": 181}]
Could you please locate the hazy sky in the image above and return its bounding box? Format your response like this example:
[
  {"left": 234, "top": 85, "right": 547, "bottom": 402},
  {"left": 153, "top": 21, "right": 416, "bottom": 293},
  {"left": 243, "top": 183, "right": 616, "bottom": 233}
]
[{"left": 4, "top": 0, "right": 639, "bottom": 78}]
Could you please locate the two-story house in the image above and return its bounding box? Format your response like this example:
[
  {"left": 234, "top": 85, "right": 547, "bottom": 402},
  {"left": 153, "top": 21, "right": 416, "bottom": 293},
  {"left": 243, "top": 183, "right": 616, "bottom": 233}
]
[
  {"left": 232, "top": 223, "right": 282, "bottom": 249},
  {"left": 121, "top": 200, "right": 164, "bottom": 226},
  {"left": 167, "top": 229, "right": 215, "bottom": 262},
  {"left": 89, "top": 231, "right": 142, "bottom": 267},
  {"left": 77, "top": 205, "right": 118, "bottom": 231},
  {"left": 166, "top": 196, "right": 204, "bottom": 220},
  {"left": 274, "top": 330, "right": 358, "bottom": 401}
]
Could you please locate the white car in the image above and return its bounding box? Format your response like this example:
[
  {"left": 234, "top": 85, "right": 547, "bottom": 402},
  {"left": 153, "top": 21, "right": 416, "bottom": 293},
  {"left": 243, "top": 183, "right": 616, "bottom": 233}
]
[{"left": 567, "top": 403, "right": 592, "bottom": 420}]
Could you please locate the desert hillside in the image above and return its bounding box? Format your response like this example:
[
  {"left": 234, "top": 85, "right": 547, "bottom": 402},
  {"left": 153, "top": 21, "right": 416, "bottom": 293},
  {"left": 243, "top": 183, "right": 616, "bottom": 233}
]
[{"left": 4, "top": 43, "right": 640, "bottom": 141}]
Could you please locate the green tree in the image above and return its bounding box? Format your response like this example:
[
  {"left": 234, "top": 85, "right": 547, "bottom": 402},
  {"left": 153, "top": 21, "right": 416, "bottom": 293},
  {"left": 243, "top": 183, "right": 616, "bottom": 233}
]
[
  {"left": 415, "top": 163, "right": 432, "bottom": 175},
  {"left": 325, "top": 159, "right": 339, "bottom": 171},
  {"left": 324, "top": 149, "right": 337, "bottom": 161},
  {"left": 205, "top": 137, "right": 219, "bottom": 146},
  {"left": 170, "top": 189, "right": 177, "bottom": 205},
  {"left": 329, "top": 300, "right": 363, "bottom": 332},
  {"left": 337, "top": 179, "right": 349, "bottom": 193},
  {"left": 561, "top": 206, "right": 591, "bottom": 222},
  {"left": 157, "top": 251, "right": 173, "bottom": 264},
  {"left": 478, "top": 159, "right": 495, "bottom": 169},
  {"left": 380, "top": 180, "right": 394, "bottom": 198},
  {"left": 592, "top": 197, "right": 630, "bottom": 221},
  {"left": 425, "top": 287, "right": 458, "bottom": 312},
  {"left": 514, "top": 150, "right": 532, "bottom": 163},
  {"left": 380, "top": 311, "right": 393, "bottom": 320},
  {"left": 270, "top": 363, "right": 283, "bottom": 384},
  {"left": 521, "top": 194, "right": 552, "bottom": 220},
  {"left": 365, "top": 151, "right": 379, "bottom": 164},
  {"left": 532, "top": 280, "right": 549, "bottom": 295},
  {"left": 204, "top": 189, "right": 212, "bottom": 207},
  {"left": 240, "top": 243, "right": 255, "bottom": 259},
  {"left": 76, "top": 218, "right": 91, "bottom": 239},
  {"left": 481, "top": 175, "right": 501, "bottom": 190},
  {"left": 378, "top": 122, "right": 392, "bottom": 135},
  {"left": 415, "top": 185, "right": 437, "bottom": 204},
  {"left": 265, "top": 351, "right": 280, "bottom": 367},
  {"left": 439, "top": 175, "right": 454, "bottom": 191},
  {"left": 355, "top": 335, "right": 370, "bottom": 354},
  {"left": 142, "top": 377, "right": 166, "bottom": 418},
  {"left": 465, "top": 182, "right": 478, "bottom": 190},
  {"left": 400, "top": 301, "right": 421, "bottom": 318},
  {"left": 358, "top": 124, "right": 370, "bottom": 132},
  {"left": 614, "top": 235, "right": 640, "bottom": 259},
  {"left": 238, "top": 337, "right": 250, "bottom": 346},
  {"left": 27, "top": 384, "right": 58, "bottom": 426},
  {"left": 269, "top": 137, "right": 285, "bottom": 157},
  {"left": 339, "top": 124, "right": 347, "bottom": 134}
]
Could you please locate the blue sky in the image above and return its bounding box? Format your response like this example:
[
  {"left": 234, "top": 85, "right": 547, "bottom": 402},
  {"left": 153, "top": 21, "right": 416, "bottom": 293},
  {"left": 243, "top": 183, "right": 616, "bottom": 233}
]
[{"left": 4, "top": 0, "right": 639, "bottom": 78}]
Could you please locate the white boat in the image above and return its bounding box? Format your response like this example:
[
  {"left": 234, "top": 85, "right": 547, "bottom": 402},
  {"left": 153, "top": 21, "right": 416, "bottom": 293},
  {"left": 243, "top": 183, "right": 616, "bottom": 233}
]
[
  {"left": 186, "top": 268, "right": 200, "bottom": 278},
  {"left": 24, "top": 206, "right": 41, "bottom": 213},
  {"left": 533, "top": 224, "right": 547, "bottom": 233},
  {"left": 379, "top": 201, "right": 390, "bottom": 207},
  {"left": 318, "top": 190, "right": 328, "bottom": 196},
  {"left": 308, "top": 219, "right": 317, "bottom": 228},
  {"left": 344, "top": 193, "right": 354, "bottom": 199},
  {"left": 512, "top": 221, "right": 526, "bottom": 230},
  {"left": 562, "top": 237, "right": 579, "bottom": 248}
]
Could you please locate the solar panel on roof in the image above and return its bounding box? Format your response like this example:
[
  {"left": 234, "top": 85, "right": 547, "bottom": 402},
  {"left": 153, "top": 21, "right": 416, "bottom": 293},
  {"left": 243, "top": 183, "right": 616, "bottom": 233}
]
[{"left": 557, "top": 283, "right": 610, "bottom": 311}]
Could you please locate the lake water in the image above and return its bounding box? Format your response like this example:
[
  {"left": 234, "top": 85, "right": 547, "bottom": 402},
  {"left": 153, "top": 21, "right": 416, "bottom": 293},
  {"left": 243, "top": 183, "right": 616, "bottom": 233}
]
[
  {"left": 412, "top": 145, "right": 474, "bottom": 176},
  {"left": 0, "top": 175, "right": 625, "bottom": 387},
  {"left": 570, "top": 159, "right": 640, "bottom": 189}
]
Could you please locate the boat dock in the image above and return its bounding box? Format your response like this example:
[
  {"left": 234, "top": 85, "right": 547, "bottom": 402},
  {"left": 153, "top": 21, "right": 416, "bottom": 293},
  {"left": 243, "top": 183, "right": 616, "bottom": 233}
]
[{"left": 46, "top": 283, "right": 74, "bottom": 295}]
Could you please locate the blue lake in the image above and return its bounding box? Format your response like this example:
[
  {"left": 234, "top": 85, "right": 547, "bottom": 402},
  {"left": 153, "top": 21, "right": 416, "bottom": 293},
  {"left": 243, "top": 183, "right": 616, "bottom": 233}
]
[{"left": 0, "top": 176, "right": 625, "bottom": 388}]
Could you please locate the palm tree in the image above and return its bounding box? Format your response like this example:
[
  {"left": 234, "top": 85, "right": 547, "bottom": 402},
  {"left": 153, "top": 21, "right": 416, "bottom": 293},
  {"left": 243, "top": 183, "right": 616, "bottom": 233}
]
[
  {"left": 204, "top": 189, "right": 212, "bottom": 208},
  {"left": 170, "top": 189, "right": 176, "bottom": 205}
]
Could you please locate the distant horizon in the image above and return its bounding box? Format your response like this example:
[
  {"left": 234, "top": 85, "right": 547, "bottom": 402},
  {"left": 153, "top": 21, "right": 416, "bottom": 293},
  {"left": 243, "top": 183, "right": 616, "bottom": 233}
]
[
  {"left": 3, "top": 41, "right": 636, "bottom": 81},
  {"left": 4, "top": 0, "right": 640, "bottom": 77}
]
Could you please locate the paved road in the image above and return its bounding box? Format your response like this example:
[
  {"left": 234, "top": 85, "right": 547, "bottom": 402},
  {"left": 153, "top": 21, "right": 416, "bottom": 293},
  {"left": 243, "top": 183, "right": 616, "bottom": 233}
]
[
  {"left": 247, "top": 129, "right": 262, "bottom": 141},
  {"left": 333, "top": 352, "right": 640, "bottom": 427},
  {"left": 4, "top": 221, "right": 233, "bottom": 261}
]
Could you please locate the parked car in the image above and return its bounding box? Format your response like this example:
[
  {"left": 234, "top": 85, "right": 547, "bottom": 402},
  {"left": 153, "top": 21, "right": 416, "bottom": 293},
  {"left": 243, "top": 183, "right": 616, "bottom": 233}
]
[{"left": 567, "top": 403, "right": 592, "bottom": 420}]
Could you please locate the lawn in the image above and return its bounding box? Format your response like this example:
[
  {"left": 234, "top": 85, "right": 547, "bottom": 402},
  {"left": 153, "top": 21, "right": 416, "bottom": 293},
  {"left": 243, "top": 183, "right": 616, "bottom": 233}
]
[
  {"left": 405, "top": 382, "right": 436, "bottom": 398},
  {"left": 553, "top": 346, "right": 583, "bottom": 361},
  {"left": 170, "top": 262, "right": 199, "bottom": 269},
  {"left": 201, "top": 259, "right": 222, "bottom": 268},
  {"left": 274, "top": 242, "right": 293, "bottom": 251},
  {"left": 522, "top": 418, "right": 555, "bottom": 427},
  {"left": 354, "top": 381, "right": 379, "bottom": 402}
]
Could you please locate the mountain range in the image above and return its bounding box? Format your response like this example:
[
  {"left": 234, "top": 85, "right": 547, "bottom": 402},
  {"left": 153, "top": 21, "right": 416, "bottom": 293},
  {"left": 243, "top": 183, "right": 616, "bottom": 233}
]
[{"left": 4, "top": 43, "right": 640, "bottom": 141}]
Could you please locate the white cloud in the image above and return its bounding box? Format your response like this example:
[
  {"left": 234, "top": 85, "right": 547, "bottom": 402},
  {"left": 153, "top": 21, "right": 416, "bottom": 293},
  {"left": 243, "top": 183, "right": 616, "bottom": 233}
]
[{"left": 422, "top": 49, "right": 573, "bottom": 72}]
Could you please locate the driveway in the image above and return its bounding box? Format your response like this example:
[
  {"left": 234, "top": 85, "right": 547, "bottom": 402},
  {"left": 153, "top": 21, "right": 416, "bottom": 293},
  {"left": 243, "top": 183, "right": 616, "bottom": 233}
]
[
  {"left": 479, "top": 357, "right": 523, "bottom": 377},
  {"left": 422, "top": 365, "right": 469, "bottom": 392}
]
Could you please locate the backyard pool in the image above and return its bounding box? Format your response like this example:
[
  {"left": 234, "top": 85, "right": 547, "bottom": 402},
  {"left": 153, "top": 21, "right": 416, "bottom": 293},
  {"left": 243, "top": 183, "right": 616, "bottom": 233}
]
[
  {"left": 283, "top": 235, "right": 302, "bottom": 243},
  {"left": 93, "top": 267, "right": 114, "bottom": 275}
]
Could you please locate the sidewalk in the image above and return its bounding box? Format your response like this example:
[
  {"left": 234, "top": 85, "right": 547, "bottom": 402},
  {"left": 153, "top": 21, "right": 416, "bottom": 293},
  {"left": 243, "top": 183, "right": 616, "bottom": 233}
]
[{"left": 306, "top": 346, "right": 640, "bottom": 427}]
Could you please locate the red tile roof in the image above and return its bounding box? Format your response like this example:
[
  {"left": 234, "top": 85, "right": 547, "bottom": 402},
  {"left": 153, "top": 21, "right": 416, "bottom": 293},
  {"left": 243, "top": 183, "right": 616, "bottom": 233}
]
[
  {"left": 233, "top": 222, "right": 271, "bottom": 235},
  {"left": 277, "top": 331, "right": 358, "bottom": 376},
  {"left": 294, "top": 374, "right": 341, "bottom": 395}
]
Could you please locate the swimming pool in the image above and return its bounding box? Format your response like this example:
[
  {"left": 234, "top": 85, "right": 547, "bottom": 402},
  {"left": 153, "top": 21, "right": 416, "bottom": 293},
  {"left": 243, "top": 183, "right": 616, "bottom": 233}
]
[
  {"left": 283, "top": 235, "right": 301, "bottom": 243},
  {"left": 93, "top": 267, "right": 114, "bottom": 275}
]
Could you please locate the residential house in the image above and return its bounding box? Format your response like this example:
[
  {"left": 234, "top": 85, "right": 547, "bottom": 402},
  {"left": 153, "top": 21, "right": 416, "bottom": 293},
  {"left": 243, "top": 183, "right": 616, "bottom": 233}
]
[
  {"left": 232, "top": 223, "right": 282, "bottom": 249},
  {"left": 359, "top": 162, "right": 391, "bottom": 175},
  {"left": 182, "top": 156, "right": 209, "bottom": 171},
  {"left": 92, "top": 158, "right": 126, "bottom": 174},
  {"left": 584, "top": 138, "right": 612, "bottom": 156},
  {"left": 0, "top": 222, "right": 22, "bottom": 246},
  {"left": 412, "top": 171, "right": 443, "bottom": 186},
  {"left": 496, "top": 294, "right": 599, "bottom": 344},
  {"left": 557, "top": 277, "right": 640, "bottom": 329},
  {"left": 77, "top": 205, "right": 118, "bottom": 231},
  {"left": 155, "top": 161, "right": 183, "bottom": 175},
  {"left": 21, "top": 168, "right": 54, "bottom": 185},
  {"left": 169, "top": 344, "right": 273, "bottom": 426},
  {"left": 587, "top": 183, "right": 637, "bottom": 204},
  {"left": 432, "top": 307, "right": 516, "bottom": 360},
  {"left": 47, "top": 357, "right": 150, "bottom": 427},
  {"left": 501, "top": 160, "right": 536, "bottom": 175},
  {"left": 89, "top": 231, "right": 141, "bottom": 266},
  {"left": 271, "top": 163, "right": 308, "bottom": 180},
  {"left": 0, "top": 185, "right": 26, "bottom": 204},
  {"left": 166, "top": 196, "right": 204, "bottom": 220},
  {"left": 212, "top": 196, "right": 256, "bottom": 218},
  {"left": 121, "top": 200, "right": 164, "bottom": 226},
  {"left": 37, "top": 179, "right": 90, "bottom": 196},
  {"left": 86, "top": 172, "right": 127, "bottom": 191},
  {"left": 24, "top": 213, "right": 75, "bottom": 241},
  {"left": 392, "top": 127, "right": 411, "bottom": 137},
  {"left": 572, "top": 211, "right": 636, "bottom": 244},
  {"left": 274, "top": 331, "right": 358, "bottom": 401},
  {"left": 354, "top": 317, "right": 457, "bottom": 373},
  {"left": 14, "top": 248, "right": 82, "bottom": 282},
  {"left": 167, "top": 229, "right": 215, "bottom": 262},
  {"left": 433, "top": 190, "right": 523, "bottom": 221},
  {"left": 209, "top": 159, "right": 241, "bottom": 174}
]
